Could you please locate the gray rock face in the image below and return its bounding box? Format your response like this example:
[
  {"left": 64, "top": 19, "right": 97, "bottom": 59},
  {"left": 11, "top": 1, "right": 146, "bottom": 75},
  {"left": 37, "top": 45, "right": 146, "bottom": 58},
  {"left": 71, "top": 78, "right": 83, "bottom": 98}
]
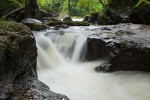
[
  {"left": 86, "top": 23, "right": 150, "bottom": 72},
  {"left": 0, "top": 21, "right": 69, "bottom": 100}
]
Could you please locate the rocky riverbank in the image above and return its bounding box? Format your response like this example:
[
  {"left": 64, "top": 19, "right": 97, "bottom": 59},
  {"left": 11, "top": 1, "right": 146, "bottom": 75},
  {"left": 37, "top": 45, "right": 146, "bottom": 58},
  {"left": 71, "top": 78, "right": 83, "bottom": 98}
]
[
  {"left": 0, "top": 21, "right": 69, "bottom": 100},
  {"left": 86, "top": 0, "right": 150, "bottom": 25}
]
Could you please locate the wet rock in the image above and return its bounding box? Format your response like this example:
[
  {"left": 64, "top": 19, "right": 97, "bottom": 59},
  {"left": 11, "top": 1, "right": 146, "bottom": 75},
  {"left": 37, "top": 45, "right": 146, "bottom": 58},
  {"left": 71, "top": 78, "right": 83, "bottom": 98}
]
[
  {"left": 63, "top": 15, "right": 73, "bottom": 22},
  {"left": 86, "top": 23, "right": 150, "bottom": 72},
  {"left": 95, "top": 63, "right": 111, "bottom": 72},
  {"left": 22, "top": 18, "right": 48, "bottom": 31},
  {"left": 0, "top": 21, "right": 69, "bottom": 100},
  {"left": 54, "top": 24, "right": 69, "bottom": 30}
]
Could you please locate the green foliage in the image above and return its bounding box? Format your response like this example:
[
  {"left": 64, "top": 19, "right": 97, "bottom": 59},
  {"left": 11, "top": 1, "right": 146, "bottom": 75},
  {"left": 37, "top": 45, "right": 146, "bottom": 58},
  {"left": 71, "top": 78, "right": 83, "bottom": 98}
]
[
  {"left": 37, "top": 0, "right": 108, "bottom": 17},
  {"left": 77, "top": 0, "right": 104, "bottom": 16},
  {"left": 38, "top": 0, "right": 62, "bottom": 13},
  {"left": 135, "top": 0, "right": 150, "bottom": 7}
]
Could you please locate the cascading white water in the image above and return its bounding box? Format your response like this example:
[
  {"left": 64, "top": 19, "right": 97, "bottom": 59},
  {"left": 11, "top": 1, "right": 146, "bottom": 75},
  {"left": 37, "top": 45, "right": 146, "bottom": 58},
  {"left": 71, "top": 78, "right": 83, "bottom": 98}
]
[{"left": 34, "top": 27, "right": 150, "bottom": 100}]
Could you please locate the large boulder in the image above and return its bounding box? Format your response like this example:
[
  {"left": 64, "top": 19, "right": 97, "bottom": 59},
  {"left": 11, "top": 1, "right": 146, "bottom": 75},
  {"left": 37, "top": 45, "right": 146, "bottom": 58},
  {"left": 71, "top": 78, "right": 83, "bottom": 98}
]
[
  {"left": 97, "top": 0, "right": 139, "bottom": 25},
  {"left": 95, "top": 0, "right": 150, "bottom": 25},
  {"left": 0, "top": 21, "right": 69, "bottom": 100},
  {"left": 86, "top": 23, "right": 150, "bottom": 72}
]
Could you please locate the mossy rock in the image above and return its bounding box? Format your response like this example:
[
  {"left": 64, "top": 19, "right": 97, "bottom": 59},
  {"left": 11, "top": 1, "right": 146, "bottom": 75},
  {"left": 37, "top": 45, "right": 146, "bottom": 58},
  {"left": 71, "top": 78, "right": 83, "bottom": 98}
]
[
  {"left": 0, "top": 43, "right": 7, "bottom": 49},
  {"left": 97, "top": 0, "right": 139, "bottom": 25},
  {"left": 0, "top": 0, "right": 22, "bottom": 17},
  {"left": 130, "top": 2, "right": 150, "bottom": 25},
  {"left": 97, "top": 8, "right": 122, "bottom": 25},
  {"left": 0, "top": 21, "right": 31, "bottom": 35}
]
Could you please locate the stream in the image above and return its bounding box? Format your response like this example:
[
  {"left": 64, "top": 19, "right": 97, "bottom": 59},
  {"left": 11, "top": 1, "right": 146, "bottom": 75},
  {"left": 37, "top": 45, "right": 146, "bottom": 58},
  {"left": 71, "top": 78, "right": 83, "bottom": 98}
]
[{"left": 34, "top": 26, "right": 150, "bottom": 100}]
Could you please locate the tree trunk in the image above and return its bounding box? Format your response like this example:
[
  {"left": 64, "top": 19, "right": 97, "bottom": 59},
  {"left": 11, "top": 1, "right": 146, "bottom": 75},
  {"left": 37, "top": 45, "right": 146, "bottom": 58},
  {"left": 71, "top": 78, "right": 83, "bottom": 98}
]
[
  {"left": 25, "top": 0, "right": 39, "bottom": 18},
  {"left": 67, "top": 0, "right": 70, "bottom": 15},
  {"left": 6, "top": 0, "right": 55, "bottom": 21}
]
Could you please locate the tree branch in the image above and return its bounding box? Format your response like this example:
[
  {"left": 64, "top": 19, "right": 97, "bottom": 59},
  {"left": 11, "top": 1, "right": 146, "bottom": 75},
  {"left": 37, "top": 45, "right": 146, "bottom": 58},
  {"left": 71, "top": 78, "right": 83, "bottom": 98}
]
[{"left": 99, "top": 0, "right": 105, "bottom": 7}]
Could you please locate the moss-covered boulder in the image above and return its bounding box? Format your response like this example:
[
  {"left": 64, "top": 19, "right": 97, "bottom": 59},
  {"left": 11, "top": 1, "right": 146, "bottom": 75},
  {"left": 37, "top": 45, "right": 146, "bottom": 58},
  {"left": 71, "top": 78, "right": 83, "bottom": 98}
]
[
  {"left": 0, "top": 21, "right": 31, "bottom": 35},
  {"left": 0, "top": 0, "right": 22, "bottom": 17},
  {"left": 130, "top": 1, "right": 150, "bottom": 25},
  {"left": 97, "top": 0, "right": 139, "bottom": 25}
]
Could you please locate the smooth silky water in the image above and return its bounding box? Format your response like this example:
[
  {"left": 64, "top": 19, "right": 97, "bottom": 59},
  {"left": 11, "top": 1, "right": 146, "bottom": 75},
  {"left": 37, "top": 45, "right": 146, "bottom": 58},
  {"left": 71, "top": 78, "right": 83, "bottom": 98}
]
[{"left": 34, "top": 26, "right": 150, "bottom": 100}]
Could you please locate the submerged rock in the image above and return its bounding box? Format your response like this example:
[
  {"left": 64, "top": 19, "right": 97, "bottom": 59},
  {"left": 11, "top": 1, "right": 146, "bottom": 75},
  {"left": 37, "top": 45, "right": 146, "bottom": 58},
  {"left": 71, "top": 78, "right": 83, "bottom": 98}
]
[
  {"left": 86, "top": 23, "right": 150, "bottom": 72},
  {"left": 0, "top": 21, "right": 69, "bottom": 100}
]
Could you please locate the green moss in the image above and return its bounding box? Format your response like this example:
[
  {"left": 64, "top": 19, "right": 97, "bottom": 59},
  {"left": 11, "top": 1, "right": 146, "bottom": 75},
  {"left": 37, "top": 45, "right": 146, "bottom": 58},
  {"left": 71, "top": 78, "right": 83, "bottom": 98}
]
[
  {"left": 0, "top": 43, "right": 7, "bottom": 49},
  {"left": 0, "top": 21, "right": 32, "bottom": 35},
  {"left": 0, "top": 41, "right": 16, "bottom": 52},
  {"left": 0, "top": 16, "right": 7, "bottom": 21},
  {"left": 0, "top": 41, "right": 13, "bottom": 50},
  {"left": 0, "top": 0, "right": 22, "bottom": 17}
]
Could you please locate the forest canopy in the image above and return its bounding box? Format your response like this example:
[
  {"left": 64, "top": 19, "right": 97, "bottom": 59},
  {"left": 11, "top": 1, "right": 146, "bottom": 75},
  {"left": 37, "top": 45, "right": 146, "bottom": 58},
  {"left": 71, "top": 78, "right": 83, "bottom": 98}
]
[
  {"left": 37, "top": 0, "right": 108, "bottom": 17},
  {"left": 0, "top": 0, "right": 149, "bottom": 18}
]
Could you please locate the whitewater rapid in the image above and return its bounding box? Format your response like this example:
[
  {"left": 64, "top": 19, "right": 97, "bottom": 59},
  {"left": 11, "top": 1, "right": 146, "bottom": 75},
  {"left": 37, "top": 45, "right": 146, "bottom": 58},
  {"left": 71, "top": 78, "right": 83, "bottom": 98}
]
[{"left": 34, "top": 26, "right": 150, "bottom": 100}]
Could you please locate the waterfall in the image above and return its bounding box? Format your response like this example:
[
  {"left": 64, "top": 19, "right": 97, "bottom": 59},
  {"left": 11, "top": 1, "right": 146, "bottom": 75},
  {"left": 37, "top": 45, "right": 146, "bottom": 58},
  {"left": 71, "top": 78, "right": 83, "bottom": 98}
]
[{"left": 34, "top": 27, "right": 150, "bottom": 100}]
